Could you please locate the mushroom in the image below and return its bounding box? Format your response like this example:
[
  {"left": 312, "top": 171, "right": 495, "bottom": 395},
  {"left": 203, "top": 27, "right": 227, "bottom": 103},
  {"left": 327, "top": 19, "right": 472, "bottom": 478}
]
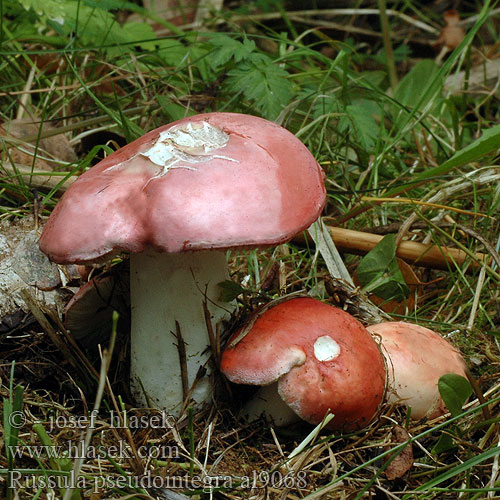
[
  {"left": 366, "top": 322, "right": 468, "bottom": 420},
  {"left": 220, "top": 297, "right": 387, "bottom": 431},
  {"left": 39, "top": 112, "right": 326, "bottom": 414}
]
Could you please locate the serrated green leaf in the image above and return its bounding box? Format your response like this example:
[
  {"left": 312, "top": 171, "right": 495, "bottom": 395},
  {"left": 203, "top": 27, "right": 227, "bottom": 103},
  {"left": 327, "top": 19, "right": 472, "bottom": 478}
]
[
  {"left": 122, "top": 22, "right": 157, "bottom": 51},
  {"left": 207, "top": 34, "right": 256, "bottom": 69},
  {"left": 225, "top": 57, "right": 292, "bottom": 119},
  {"left": 186, "top": 43, "right": 215, "bottom": 82},
  {"left": 156, "top": 38, "right": 188, "bottom": 66},
  {"left": 19, "top": 0, "right": 66, "bottom": 23},
  {"left": 341, "top": 100, "right": 380, "bottom": 150},
  {"left": 50, "top": 2, "right": 127, "bottom": 47},
  {"left": 311, "top": 94, "right": 340, "bottom": 119},
  {"left": 356, "top": 234, "right": 410, "bottom": 301},
  {"left": 394, "top": 59, "right": 439, "bottom": 108},
  {"left": 438, "top": 373, "right": 473, "bottom": 417},
  {"left": 218, "top": 280, "right": 247, "bottom": 302}
]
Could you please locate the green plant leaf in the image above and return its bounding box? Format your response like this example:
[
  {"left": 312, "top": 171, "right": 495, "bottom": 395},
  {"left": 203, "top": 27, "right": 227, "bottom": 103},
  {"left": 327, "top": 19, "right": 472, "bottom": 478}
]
[
  {"left": 156, "top": 96, "right": 195, "bottom": 122},
  {"left": 122, "top": 21, "right": 157, "bottom": 51},
  {"left": 392, "top": 59, "right": 440, "bottom": 127},
  {"left": 340, "top": 100, "right": 381, "bottom": 150},
  {"left": 156, "top": 38, "right": 189, "bottom": 66},
  {"left": 432, "top": 432, "right": 457, "bottom": 454},
  {"left": 18, "top": 0, "right": 66, "bottom": 24},
  {"left": 218, "top": 280, "right": 247, "bottom": 302},
  {"left": 438, "top": 373, "right": 473, "bottom": 417},
  {"left": 434, "top": 123, "right": 500, "bottom": 174},
  {"left": 225, "top": 56, "right": 292, "bottom": 119},
  {"left": 207, "top": 34, "right": 256, "bottom": 68},
  {"left": 415, "top": 446, "right": 500, "bottom": 491},
  {"left": 356, "top": 234, "right": 410, "bottom": 301}
]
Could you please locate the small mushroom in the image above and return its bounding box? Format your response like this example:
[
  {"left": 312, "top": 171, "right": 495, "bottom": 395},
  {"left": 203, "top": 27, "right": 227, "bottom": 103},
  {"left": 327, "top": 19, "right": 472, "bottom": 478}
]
[
  {"left": 39, "top": 113, "right": 326, "bottom": 414},
  {"left": 220, "top": 297, "right": 387, "bottom": 431},
  {"left": 366, "top": 322, "right": 468, "bottom": 420}
]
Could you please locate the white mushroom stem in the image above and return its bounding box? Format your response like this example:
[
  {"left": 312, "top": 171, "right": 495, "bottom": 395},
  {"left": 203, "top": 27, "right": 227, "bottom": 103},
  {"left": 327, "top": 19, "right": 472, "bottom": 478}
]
[
  {"left": 243, "top": 383, "right": 300, "bottom": 427},
  {"left": 130, "top": 249, "right": 232, "bottom": 415}
]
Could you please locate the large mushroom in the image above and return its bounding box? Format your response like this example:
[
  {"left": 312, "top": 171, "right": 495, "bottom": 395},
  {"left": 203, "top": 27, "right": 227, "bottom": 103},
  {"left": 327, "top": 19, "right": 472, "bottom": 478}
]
[
  {"left": 220, "top": 297, "right": 387, "bottom": 431},
  {"left": 367, "top": 322, "right": 468, "bottom": 420},
  {"left": 39, "top": 113, "right": 326, "bottom": 415}
]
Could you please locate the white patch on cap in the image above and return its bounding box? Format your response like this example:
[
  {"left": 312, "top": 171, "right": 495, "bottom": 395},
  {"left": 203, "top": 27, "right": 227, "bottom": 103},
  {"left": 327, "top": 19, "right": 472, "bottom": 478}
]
[
  {"left": 106, "top": 121, "right": 237, "bottom": 185},
  {"left": 142, "top": 122, "right": 236, "bottom": 174},
  {"left": 314, "top": 336, "right": 340, "bottom": 362}
]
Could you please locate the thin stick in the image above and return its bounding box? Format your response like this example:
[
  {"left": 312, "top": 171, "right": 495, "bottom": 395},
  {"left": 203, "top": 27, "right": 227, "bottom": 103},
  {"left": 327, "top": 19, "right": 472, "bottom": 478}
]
[
  {"left": 174, "top": 320, "right": 189, "bottom": 402},
  {"left": 294, "top": 226, "right": 489, "bottom": 270},
  {"left": 202, "top": 298, "right": 218, "bottom": 365},
  {"left": 465, "top": 366, "right": 491, "bottom": 421}
]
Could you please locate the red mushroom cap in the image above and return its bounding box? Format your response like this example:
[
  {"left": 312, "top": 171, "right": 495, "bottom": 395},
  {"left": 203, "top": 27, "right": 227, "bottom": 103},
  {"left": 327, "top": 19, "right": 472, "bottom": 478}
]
[
  {"left": 367, "top": 322, "right": 468, "bottom": 420},
  {"left": 39, "top": 113, "right": 326, "bottom": 264},
  {"left": 221, "top": 297, "right": 387, "bottom": 431}
]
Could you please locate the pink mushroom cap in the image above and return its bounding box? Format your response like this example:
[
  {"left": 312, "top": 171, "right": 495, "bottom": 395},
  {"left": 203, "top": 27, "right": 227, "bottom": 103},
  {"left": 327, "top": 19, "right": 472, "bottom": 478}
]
[
  {"left": 367, "top": 322, "right": 468, "bottom": 420},
  {"left": 39, "top": 113, "right": 326, "bottom": 264},
  {"left": 221, "top": 298, "right": 387, "bottom": 431}
]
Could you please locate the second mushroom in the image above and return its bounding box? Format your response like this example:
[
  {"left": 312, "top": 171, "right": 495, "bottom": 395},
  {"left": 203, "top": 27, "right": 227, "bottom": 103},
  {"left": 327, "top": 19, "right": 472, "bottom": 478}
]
[{"left": 220, "top": 297, "right": 387, "bottom": 431}]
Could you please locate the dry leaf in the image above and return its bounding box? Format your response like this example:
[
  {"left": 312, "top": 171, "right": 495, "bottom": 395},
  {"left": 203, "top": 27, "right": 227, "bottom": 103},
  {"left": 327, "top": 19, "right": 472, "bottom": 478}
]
[
  {"left": 384, "top": 425, "right": 414, "bottom": 480},
  {"left": 0, "top": 119, "right": 76, "bottom": 171}
]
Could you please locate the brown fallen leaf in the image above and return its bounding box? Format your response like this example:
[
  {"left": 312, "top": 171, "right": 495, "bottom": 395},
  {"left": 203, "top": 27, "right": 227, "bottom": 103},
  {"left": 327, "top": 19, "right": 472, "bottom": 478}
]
[
  {"left": 384, "top": 425, "right": 414, "bottom": 480},
  {"left": 0, "top": 119, "right": 76, "bottom": 171}
]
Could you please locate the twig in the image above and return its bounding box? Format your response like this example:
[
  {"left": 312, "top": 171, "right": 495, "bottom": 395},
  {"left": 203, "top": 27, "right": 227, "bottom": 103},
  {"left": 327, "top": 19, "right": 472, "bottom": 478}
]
[
  {"left": 363, "top": 196, "right": 490, "bottom": 219},
  {"left": 294, "top": 226, "right": 489, "bottom": 270},
  {"left": 19, "top": 289, "right": 97, "bottom": 385},
  {"left": 465, "top": 366, "right": 491, "bottom": 421},
  {"left": 458, "top": 7, "right": 500, "bottom": 26},
  {"left": 173, "top": 320, "right": 189, "bottom": 402},
  {"left": 202, "top": 298, "right": 219, "bottom": 365}
]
